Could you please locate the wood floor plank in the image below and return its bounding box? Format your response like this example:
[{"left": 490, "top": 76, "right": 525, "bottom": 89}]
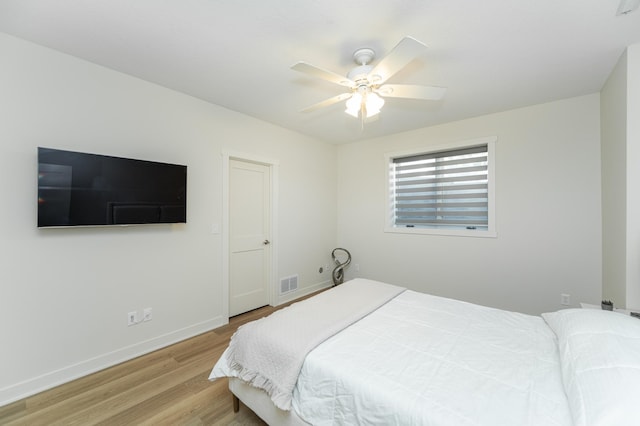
[
  {"left": 0, "top": 400, "right": 26, "bottom": 424},
  {"left": 6, "top": 357, "right": 181, "bottom": 426},
  {"left": 136, "top": 377, "right": 229, "bottom": 425},
  {"left": 23, "top": 348, "right": 177, "bottom": 414},
  {"left": 56, "top": 356, "right": 213, "bottom": 425}
]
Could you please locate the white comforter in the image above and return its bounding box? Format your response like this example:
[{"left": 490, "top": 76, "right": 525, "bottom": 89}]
[
  {"left": 210, "top": 279, "right": 405, "bottom": 410},
  {"left": 293, "top": 290, "right": 573, "bottom": 426}
]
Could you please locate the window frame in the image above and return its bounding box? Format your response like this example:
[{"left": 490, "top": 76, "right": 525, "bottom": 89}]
[{"left": 384, "top": 136, "right": 497, "bottom": 238}]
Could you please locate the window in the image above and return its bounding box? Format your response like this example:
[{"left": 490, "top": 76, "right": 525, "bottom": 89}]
[{"left": 386, "top": 137, "right": 496, "bottom": 237}]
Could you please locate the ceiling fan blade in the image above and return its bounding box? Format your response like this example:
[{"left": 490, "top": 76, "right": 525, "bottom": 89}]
[
  {"left": 291, "top": 62, "right": 354, "bottom": 88},
  {"left": 368, "top": 36, "right": 428, "bottom": 85},
  {"left": 376, "top": 84, "right": 446, "bottom": 100},
  {"left": 301, "top": 92, "right": 353, "bottom": 113}
]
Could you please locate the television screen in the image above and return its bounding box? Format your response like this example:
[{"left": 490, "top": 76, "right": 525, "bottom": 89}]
[{"left": 38, "top": 147, "right": 187, "bottom": 227}]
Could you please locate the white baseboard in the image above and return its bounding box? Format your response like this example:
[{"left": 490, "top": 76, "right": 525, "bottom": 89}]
[{"left": 0, "top": 316, "right": 226, "bottom": 407}]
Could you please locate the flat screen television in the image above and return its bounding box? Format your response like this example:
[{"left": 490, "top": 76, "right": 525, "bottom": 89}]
[{"left": 38, "top": 147, "right": 187, "bottom": 227}]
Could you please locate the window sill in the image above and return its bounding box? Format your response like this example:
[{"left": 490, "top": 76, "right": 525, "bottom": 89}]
[{"left": 384, "top": 226, "right": 497, "bottom": 238}]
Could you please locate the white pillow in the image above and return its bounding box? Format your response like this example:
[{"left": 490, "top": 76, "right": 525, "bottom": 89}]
[{"left": 542, "top": 309, "right": 640, "bottom": 426}]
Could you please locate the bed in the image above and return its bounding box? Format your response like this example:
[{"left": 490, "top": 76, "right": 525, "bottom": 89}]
[{"left": 209, "top": 278, "right": 640, "bottom": 425}]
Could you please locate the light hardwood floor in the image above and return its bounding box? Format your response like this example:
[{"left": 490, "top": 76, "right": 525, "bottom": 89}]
[{"left": 0, "top": 297, "right": 311, "bottom": 426}]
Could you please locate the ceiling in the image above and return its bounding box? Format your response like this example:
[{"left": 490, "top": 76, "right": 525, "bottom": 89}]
[{"left": 1, "top": 0, "right": 639, "bottom": 145}]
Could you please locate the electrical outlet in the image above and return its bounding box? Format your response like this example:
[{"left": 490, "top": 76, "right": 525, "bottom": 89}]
[
  {"left": 355, "top": 263, "right": 360, "bottom": 272},
  {"left": 127, "top": 311, "right": 138, "bottom": 326},
  {"left": 143, "top": 307, "right": 153, "bottom": 322},
  {"left": 560, "top": 294, "right": 571, "bottom": 306}
]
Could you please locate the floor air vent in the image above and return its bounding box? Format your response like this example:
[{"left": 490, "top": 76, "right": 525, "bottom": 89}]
[{"left": 280, "top": 275, "right": 298, "bottom": 294}]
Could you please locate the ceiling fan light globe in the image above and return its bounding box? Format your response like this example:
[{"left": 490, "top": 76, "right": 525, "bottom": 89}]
[
  {"left": 345, "top": 107, "right": 360, "bottom": 118},
  {"left": 345, "top": 93, "right": 363, "bottom": 117},
  {"left": 366, "top": 92, "right": 385, "bottom": 114}
]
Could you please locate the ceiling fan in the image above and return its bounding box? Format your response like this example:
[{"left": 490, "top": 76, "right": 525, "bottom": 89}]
[{"left": 291, "top": 36, "right": 446, "bottom": 120}]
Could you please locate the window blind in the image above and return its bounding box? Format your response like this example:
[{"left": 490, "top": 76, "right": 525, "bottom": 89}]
[{"left": 391, "top": 144, "right": 489, "bottom": 230}]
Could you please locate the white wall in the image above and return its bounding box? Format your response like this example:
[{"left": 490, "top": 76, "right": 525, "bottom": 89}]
[
  {"left": 601, "top": 43, "right": 640, "bottom": 311},
  {"left": 0, "top": 33, "right": 337, "bottom": 404},
  {"left": 626, "top": 43, "right": 640, "bottom": 310},
  {"left": 601, "top": 50, "right": 628, "bottom": 307},
  {"left": 337, "top": 94, "right": 602, "bottom": 315}
]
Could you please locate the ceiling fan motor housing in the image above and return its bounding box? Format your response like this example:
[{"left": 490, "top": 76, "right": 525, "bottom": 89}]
[
  {"left": 347, "top": 64, "right": 373, "bottom": 83},
  {"left": 347, "top": 48, "right": 376, "bottom": 84}
]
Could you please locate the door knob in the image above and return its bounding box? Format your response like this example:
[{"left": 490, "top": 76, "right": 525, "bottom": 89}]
[{"left": 263, "top": 239, "right": 270, "bottom": 245}]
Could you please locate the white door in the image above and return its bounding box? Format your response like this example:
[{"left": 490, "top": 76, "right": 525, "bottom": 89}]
[{"left": 229, "top": 159, "right": 271, "bottom": 317}]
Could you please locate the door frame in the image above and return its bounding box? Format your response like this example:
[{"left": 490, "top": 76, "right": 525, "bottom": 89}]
[{"left": 221, "top": 151, "right": 279, "bottom": 323}]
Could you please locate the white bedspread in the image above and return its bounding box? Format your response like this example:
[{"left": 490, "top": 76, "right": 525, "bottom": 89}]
[
  {"left": 210, "top": 279, "right": 405, "bottom": 411},
  {"left": 293, "top": 290, "right": 573, "bottom": 426}
]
